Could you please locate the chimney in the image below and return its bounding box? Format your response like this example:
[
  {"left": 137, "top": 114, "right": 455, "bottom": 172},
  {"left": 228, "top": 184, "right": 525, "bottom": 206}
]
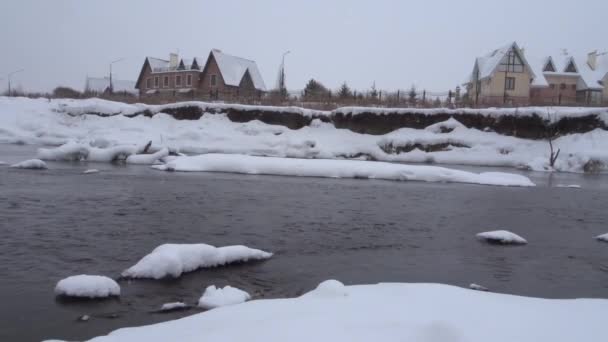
[
  {"left": 588, "top": 50, "right": 598, "bottom": 70},
  {"left": 169, "top": 53, "right": 179, "bottom": 69}
]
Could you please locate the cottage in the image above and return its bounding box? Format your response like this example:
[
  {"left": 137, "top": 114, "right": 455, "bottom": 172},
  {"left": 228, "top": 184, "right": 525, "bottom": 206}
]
[
  {"left": 466, "top": 42, "right": 536, "bottom": 106},
  {"left": 135, "top": 50, "right": 266, "bottom": 100}
]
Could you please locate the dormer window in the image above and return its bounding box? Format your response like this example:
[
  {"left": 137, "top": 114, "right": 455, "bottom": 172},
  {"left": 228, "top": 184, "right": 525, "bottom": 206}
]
[
  {"left": 565, "top": 60, "right": 577, "bottom": 73},
  {"left": 177, "top": 60, "right": 186, "bottom": 71},
  {"left": 543, "top": 60, "right": 556, "bottom": 72}
]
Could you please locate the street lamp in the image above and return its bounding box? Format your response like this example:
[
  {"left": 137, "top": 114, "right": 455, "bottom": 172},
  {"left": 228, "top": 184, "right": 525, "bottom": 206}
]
[
  {"left": 109, "top": 58, "right": 125, "bottom": 94},
  {"left": 279, "top": 50, "right": 290, "bottom": 96},
  {"left": 7, "top": 69, "right": 24, "bottom": 96}
]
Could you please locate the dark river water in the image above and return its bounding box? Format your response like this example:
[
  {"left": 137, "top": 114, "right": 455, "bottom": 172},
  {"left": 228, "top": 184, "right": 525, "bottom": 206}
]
[{"left": 1, "top": 144, "right": 608, "bottom": 342}]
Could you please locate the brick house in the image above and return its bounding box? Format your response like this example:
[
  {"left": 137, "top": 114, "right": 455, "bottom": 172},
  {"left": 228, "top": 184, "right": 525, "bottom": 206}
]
[
  {"left": 135, "top": 49, "right": 266, "bottom": 100},
  {"left": 466, "top": 42, "right": 608, "bottom": 106}
]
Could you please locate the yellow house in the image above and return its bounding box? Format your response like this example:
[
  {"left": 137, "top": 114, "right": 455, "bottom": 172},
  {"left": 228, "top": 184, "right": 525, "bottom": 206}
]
[{"left": 466, "top": 42, "right": 536, "bottom": 106}]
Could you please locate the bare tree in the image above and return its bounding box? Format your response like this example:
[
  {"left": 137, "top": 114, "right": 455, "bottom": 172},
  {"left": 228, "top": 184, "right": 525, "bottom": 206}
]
[{"left": 546, "top": 109, "right": 561, "bottom": 168}]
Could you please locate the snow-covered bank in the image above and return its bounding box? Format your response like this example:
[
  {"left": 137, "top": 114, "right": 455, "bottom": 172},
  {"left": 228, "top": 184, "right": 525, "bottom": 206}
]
[
  {"left": 1, "top": 97, "right": 607, "bottom": 173},
  {"left": 152, "top": 153, "right": 535, "bottom": 187},
  {"left": 54, "top": 275, "right": 120, "bottom": 299},
  {"left": 121, "top": 243, "right": 273, "bottom": 279},
  {"left": 80, "top": 281, "right": 606, "bottom": 342}
]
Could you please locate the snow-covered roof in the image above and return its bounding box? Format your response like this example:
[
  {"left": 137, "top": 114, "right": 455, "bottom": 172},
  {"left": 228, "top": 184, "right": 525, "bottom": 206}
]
[
  {"left": 147, "top": 57, "right": 170, "bottom": 72},
  {"left": 85, "top": 77, "right": 137, "bottom": 94},
  {"left": 212, "top": 50, "right": 266, "bottom": 91},
  {"left": 469, "top": 42, "right": 535, "bottom": 83}
]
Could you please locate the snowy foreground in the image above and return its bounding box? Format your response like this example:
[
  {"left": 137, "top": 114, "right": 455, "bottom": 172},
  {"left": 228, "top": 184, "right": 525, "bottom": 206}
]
[
  {"left": 1, "top": 97, "right": 607, "bottom": 173},
  {"left": 154, "top": 153, "right": 535, "bottom": 187},
  {"left": 122, "top": 243, "right": 273, "bottom": 279},
  {"left": 59, "top": 281, "right": 606, "bottom": 342}
]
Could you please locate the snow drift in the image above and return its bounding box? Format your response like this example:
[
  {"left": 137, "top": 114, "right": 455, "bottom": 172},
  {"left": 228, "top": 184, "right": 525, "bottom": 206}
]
[
  {"left": 121, "top": 243, "right": 273, "bottom": 279},
  {"left": 596, "top": 233, "right": 608, "bottom": 242},
  {"left": 80, "top": 281, "right": 607, "bottom": 342},
  {"left": 152, "top": 153, "right": 535, "bottom": 187},
  {"left": 2, "top": 97, "right": 607, "bottom": 173},
  {"left": 54, "top": 275, "right": 120, "bottom": 298},
  {"left": 198, "top": 285, "right": 251, "bottom": 309}
]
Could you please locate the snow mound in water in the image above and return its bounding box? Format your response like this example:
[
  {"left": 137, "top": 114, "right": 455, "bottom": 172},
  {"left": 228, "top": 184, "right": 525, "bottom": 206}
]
[
  {"left": 198, "top": 285, "right": 251, "bottom": 309},
  {"left": 159, "top": 302, "right": 189, "bottom": 312},
  {"left": 153, "top": 154, "right": 535, "bottom": 187},
  {"left": 54, "top": 275, "right": 120, "bottom": 298},
  {"left": 121, "top": 243, "right": 273, "bottom": 279},
  {"left": 303, "top": 280, "right": 348, "bottom": 298},
  {"left": 556, "top": 184, "right": 581, "bottom": 189},
  {"left": 75, "top": 281, "right": 608, "bottom": 342},
  {"left": 0, "top": 161, "right": 7, "bottom": 165},
  {"left": 476, "top": 230, "right": 528, "bottom": 245},
  {"left": 126, "top": 148, "right": 169, "bottom": 165},
  {"left": 596, "top": 233, "right": 608, "bottom": 242},
  {"left": 83, "top": 169, "right": 99, "bottom": 174},
  {"left": 38, "top": 141, "right": 89, "bottom": 161},
  {"left": 10, "top": 159, "right": 48, "bottom": 169}
]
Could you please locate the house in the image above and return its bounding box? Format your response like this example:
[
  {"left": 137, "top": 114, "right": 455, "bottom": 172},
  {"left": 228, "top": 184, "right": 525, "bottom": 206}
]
[
  {"left": 529, "top": 50, "right": 607, "bottom": 105},
  {"left": 84, "top": 76, "right": 137, "bottom": 95},
  {"left": 466, "top": 42, "right": 608, "bottom": 106},
  {"left": 135, "top": 50, "right": 266, "bottom": 100},
  {"left": 466, "top": 42, "right": 536, "bottom": 106}
]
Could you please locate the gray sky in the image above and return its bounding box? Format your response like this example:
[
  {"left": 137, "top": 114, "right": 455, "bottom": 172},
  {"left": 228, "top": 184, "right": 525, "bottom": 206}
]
[{"left": 1, "top": 0, "right": 607, "bottom": 93}]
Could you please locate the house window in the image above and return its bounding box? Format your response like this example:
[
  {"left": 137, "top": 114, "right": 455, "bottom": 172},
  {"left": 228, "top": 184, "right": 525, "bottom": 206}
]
[
  {"left": 560, "top": 83, "right": 566, "bottom": 90},
  {"left": 544, "top": 61, "right": 556, "bottom": 72},
  {"left": 187, "top": 74, "right": 192, "bottom": 86},
  {"left": 506, "top": 77, "right": 516, "bottom": 90},
  {"left": 154, "top": 76, "right": 159, "bottom": 88},
  {"left": 176, "top": 75, "right": 182, "bottom": 87},
  {"left": 571, "top": 84, "right": 576, "bottom": 90},
  {"left": 163, "top": 76, "right": 169, "bottom": 88},
  {"left": 210, "top": 75, "right": 218, "bottom": 87},
  {"left": 146, "top": 78, "right": 152, "bottom": 89},
  {"left": 550, "top": 84, "right": 555, "bottom": 90}
]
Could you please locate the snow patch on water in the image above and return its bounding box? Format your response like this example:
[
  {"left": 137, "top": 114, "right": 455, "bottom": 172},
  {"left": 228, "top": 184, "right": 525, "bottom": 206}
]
[
  {"left": 198, "top": 285, "right": 251, "bottom": 309},
  {"left": 54, "top": 275, "right": 120, "bottom": 298},
  {"left": 476, "top": 230, "right": 528, "bottom": 245}
]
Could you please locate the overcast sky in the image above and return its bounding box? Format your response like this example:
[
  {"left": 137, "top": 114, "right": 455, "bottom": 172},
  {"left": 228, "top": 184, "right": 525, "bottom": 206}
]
[{"left": 1, "top": 0, "right": 607, "bottom": 93}]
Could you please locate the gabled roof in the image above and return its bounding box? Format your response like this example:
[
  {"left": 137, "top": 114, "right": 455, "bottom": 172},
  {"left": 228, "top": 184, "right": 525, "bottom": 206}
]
[
  {"left": 211, "top": 49, "right": 266, "bottom": 91},
  {"left": 85, "top": 77, "right": 137, "bottom": 94},
  {"left": 147, "top": 57, "right": 170, "bottom": 71},
  {"left": 529, "top": 50, "right": 607, "bottom": 90},
  {"left": 469, "top": 42, "right": 535, "bottom": 83}
]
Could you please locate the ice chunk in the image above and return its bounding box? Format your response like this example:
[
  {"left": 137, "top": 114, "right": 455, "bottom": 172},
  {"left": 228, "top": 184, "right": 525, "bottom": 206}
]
[
  {"left": 54, "top": 275, "right": 120, "bottom": 298},
  {"left": 38, "top": 142, "right": 89, "bottom": 161},
  {"left": 198, "top": 285, "right": 251, "bottom": 309},
  {"left": 10, "top": 159, "right": 48, "bottom": 169},
  {"left": 126, "top": 148, "right": 169, "bottom": 165},
  {"left": 555, "top": 184, "right": 581, "bottom": 189},
  {"left": 596, "top": 233, "right": 608, "bottom": 242},
  {"left": 83, "top": 169, "right": 99, "bottom": 174},
  {"left": 121, "top": 243, "right": 273, "bottom": 279},
  {"left": 476, "top": 230, "right": 528, "bottom": 245},
  {"left": 159, "top": 302, "right": 189, "bottom": 312},
  {"left": 469, "top": 283, "right": 489, "bottom": 291}
]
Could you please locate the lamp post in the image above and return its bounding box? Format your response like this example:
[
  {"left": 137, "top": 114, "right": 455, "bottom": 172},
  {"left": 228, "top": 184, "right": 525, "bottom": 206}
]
[
  {"left": 109, "top": 58, "right": 124, "bottom": 94},
  {"left": 278, "top": 50, "right": 290, "bottom": 97},
  {"left": 7, "top": 69, "right": 24, "bottom": 96}
]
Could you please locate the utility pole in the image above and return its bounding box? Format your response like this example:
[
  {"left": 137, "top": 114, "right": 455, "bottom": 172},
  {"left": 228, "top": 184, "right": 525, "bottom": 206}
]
[
  {"left": 7, "top": 69, "right": 24, "bottom": 96},
  {"left": 109, "top": 58, "right": 124, "bottom": 94}
]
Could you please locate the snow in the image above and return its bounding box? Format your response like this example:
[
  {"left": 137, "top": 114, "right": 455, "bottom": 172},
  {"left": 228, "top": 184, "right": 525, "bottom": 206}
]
[
  {"left": 125, "top": 148, "right": 169, "bottom": 165},
  {"left": 54, "top": 275, "right": 120, "bottom": 299},
  {"left": 160, "top": 302, "right": 189, "bottom": 312},
  {"left": 302, "top": 279, "right": 348, "bottom": 298},
  {"left": 121, "top": 243, "right": 273, "bottom": 279},
  {"left": 83, "top": 169, "right": 100, "bottom": 174},
  {"left": 596, "top": 233, "right": 608, "bottom": 242},
  {"left": 469, "top": 283, "right": 489, "bottom": 291},
  {"left": 0, "top": 161, "right": 7, "bottom": 165},
  {"left": 476, "top": 230, "right": 528, "bottom": 245},
  {"left": 1, "top": 97, "right": 608, "bottom": 174},
  {"left": 555, "top": 184, "right": 581, "bottom": 188},
  {"left": 153, "top": 153, "right": 535, "bottom": 187},
  {"left": 10, "top": 158, "right": 48, "bottom": 169},
  {"left": 198, "top": 285, "right": 251, "bottom": 309},
  {"left": 80, "top": 281, "right": 607, "bottom": 342}
]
